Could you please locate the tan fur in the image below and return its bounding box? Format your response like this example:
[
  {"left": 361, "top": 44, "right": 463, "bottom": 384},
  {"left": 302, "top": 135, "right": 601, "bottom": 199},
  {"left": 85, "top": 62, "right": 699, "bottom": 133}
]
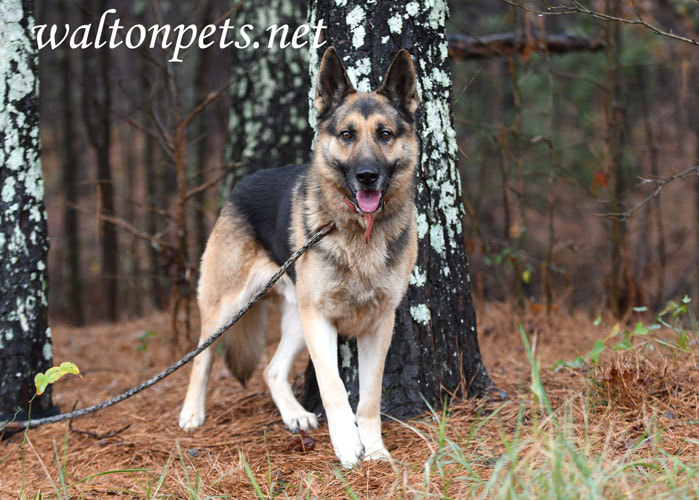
[{"left": 197, "top": 205, "right": 280, "bottom": 384}]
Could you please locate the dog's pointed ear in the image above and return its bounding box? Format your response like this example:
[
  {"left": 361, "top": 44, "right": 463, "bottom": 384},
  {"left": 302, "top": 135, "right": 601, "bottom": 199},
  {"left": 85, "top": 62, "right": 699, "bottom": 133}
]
[
  {"left": 314, "top": 47, "right": 356, "bottom": 115},
  {"left": 377, "top": 49, "right": 418, "bottom": 116}
]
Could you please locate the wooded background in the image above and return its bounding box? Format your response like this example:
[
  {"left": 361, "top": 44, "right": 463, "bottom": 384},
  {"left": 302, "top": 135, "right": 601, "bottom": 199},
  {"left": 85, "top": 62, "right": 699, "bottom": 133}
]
[{"left": 35, "top": 0, "right": 699, "bottom": 330}]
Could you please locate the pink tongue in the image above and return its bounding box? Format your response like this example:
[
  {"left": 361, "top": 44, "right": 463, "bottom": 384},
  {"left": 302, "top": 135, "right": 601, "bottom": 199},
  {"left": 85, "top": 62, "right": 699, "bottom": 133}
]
[{"left": 356, "top": 190, "right": 381, "bottom": 213}]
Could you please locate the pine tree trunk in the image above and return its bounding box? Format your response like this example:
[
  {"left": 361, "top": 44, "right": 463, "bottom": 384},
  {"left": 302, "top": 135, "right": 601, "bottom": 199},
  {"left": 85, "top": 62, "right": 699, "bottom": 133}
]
[
  {"left": 193, "top": 0, "right": 214, "bottom": 258},
  {"left": 605, "top": 0, "right": 631, "bottom": 318},
  {"left": 81, "top": 0, "right": 118, "bottom": 322},
  {"left": 223, "top": 0, "right": 314, "bottom": 194},
  {"left": 0, "top": 0, "right": 55, "bottom": 419},
  {"left": 59, "top": 0, "right": 84, "bottom": 325},
  {"left": 301, "top": 0, "right": 492, "bottom": 419},
  {"left": 140, "top": 42, "right": 166, "bottom": 311}
]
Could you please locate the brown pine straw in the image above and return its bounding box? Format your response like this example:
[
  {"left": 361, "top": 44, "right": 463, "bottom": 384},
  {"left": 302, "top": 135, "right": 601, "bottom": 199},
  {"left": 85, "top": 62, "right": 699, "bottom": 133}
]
[{"left": 1, "top": 302, "right": 697, "bottom": 497}]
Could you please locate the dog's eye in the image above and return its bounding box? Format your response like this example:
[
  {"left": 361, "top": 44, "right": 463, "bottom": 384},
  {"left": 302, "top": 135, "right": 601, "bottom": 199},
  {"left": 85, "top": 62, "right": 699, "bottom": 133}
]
[
  {"left": 379, "top": 130, "right": 393, "bottom": 142},
  {"left": 339, "top": 130, "right": 353, "bottom": 142}
]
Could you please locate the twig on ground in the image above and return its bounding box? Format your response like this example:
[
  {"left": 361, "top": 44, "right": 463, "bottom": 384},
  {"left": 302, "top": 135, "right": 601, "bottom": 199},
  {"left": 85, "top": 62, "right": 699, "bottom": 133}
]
[{"left": 69, "top": 421, "right": 131, "bottom": 441}]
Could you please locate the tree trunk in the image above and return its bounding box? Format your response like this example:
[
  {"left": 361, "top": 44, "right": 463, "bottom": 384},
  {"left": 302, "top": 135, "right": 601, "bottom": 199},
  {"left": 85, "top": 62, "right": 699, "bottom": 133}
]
[
  {"left": 140, "top": 36, "right": 166, "bottom": 311},
  {"left": 693, "top": 63, "right": 699, "bottom": 310},
  {"left": 193, "top": 0, "right": 214, "bottom": 258},
  {"left": 81, "top": 0, "right": 118, "bottom": 322},
  {"left": 59, "top": 0, "right": 84, "bottom": 325},
  {"left": 605, "top": 0, "right": 631, "bottom": 318},
  {"left": 223, "top": 0, "right": 314, "bottom": 195},
  {"left": 302, "top": 0, "right": 492, "bottom": 419},
  {"left": 0, "top": 0, "right": 55, "bottom": 419}
]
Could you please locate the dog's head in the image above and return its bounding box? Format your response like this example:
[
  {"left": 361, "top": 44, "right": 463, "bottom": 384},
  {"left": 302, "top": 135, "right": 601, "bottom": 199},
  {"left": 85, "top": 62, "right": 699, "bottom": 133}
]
[{"left": 313, "top": 48, "right": 419, "bottom": 216}]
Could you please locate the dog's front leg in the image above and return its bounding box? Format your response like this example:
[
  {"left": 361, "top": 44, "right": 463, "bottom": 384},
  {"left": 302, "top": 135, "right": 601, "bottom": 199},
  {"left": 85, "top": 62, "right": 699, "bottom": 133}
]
[
  {"left": 300, "top": 307, "right": 364, "bottom": 468},
  {"left": 356, "top": 314, "right": 394, "bottom": 461}
]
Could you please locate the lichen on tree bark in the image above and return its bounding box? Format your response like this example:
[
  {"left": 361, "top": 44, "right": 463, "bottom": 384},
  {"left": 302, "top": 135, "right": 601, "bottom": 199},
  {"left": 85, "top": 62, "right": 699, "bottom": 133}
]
[
  {"left": 224, "top": 0, "right": 314, "bottom": 195},
  {"left": 302, "top": 0, "right": 492, "bottom": 418},
  {"left": 0, "top": 0, "right": 53, "bottom": 417}
]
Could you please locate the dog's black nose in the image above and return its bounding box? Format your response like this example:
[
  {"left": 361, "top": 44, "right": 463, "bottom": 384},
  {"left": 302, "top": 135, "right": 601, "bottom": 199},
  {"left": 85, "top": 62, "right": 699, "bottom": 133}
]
[{"left": 356, "top": 168, "right": 379, "bottom": 186}]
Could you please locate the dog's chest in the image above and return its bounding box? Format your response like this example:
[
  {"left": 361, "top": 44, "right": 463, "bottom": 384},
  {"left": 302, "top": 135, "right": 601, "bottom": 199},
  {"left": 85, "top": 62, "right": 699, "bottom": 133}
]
[{"left": 309, "top": 238, "right": 403, "bottom": 336}]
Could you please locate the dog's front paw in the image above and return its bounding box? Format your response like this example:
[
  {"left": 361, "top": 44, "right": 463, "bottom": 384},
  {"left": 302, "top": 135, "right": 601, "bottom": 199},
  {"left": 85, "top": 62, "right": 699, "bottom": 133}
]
[
  {"left": 283, "top": 409, "right": 319, "bottom": 433},
  {"left": 329, "top": 419, "right": 365, "bottom": 468},
  {"left": 178, "top": 406, "right": 205, "bottom": 432},
  {"left": 362, "top": 447, "right": 392, "bottom": 462}
]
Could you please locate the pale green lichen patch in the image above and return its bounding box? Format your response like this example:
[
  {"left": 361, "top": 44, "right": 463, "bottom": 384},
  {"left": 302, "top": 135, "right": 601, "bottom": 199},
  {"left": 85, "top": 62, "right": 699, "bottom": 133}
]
[
  {"left": 2, "top": 176, "right": 16, "bottom": 204},
  {"left": 409, "top": 265, "right": 426, "bottom": 287},
  {"left": 405, "top": 2, "right": 420, "bottom": 17},
  {"left": 410, "top": 304, "right": 431, "bottom": 325},
  {"left": 42, "top": 342, "right": 52, "bottom": 361},
  {"left": 430, "top": 224, "right": 445, "bottom": 253},
  {"left": 345, "top": 57, "right": 371, "bottom": 92},
  {"left": 387, "top": 13, "right": 403, "bottom": 34},
  {"left": 425, "top": 0, "right": 449, "bottom": 29},
  {"left": 340, "top": 343, "right": 352, "bottom": 369},
  {"left": 416, "top": 212, "right": 428, "bottom": 239},
  {"left": 346, "top": 5, "right": 366, "bottom": 49}
]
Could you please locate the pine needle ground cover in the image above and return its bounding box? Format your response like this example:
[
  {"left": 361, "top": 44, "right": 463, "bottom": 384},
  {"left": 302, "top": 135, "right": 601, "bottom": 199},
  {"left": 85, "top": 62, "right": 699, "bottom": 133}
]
[{"left": 1, "top": 302, "right": 697, "bottom": 498}]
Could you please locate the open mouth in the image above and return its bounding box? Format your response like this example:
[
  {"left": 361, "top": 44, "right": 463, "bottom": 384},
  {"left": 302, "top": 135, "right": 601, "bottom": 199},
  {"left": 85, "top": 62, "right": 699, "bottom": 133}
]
[
  {"left": 341, "top": 189, "right": 384, "bottom": 245},
  {"left": 354, "top": 189, "right": 383, "bottom": 214}
]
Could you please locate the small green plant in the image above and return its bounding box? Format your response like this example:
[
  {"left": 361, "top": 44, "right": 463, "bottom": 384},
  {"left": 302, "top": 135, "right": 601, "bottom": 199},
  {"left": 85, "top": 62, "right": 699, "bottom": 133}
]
[
  {"left": 553, "top": 296, "right": 698, "bottom": 371},
  {"left": 34, "top": 362, "right": 80, "bottom": 396},
  {"left": 137, "top": 330, "right": 158, "bottom": 352}
]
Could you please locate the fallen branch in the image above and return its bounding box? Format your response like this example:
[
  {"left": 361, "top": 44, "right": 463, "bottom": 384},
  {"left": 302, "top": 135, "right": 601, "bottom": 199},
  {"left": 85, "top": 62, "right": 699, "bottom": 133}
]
[{"left": 448, "top": 31, "right": 605, "bottom": 59}]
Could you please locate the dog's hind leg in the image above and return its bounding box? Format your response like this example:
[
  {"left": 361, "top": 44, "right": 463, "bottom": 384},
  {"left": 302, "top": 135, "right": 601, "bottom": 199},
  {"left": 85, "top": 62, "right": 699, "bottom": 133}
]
[
  {"left": 264, "top": 277, "right": 318, "bottom": 432},
  {"left": 178, "top": 311, "right": 221, "bottom": 431},
  {"left": 179, "top": 267, "right": 273, "bottom": 431},
  {"left": 179, "top": 208, "right": 275, "bottom": 432}
]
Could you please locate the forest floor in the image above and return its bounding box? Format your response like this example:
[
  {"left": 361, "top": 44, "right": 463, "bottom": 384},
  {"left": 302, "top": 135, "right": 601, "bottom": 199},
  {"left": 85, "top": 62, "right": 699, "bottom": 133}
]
[{"left": 1, "top": 301, "right": 698, "bottom": 498}]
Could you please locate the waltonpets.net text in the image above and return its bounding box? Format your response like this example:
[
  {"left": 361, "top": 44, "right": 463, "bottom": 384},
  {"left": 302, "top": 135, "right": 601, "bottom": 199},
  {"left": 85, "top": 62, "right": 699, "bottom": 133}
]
[{"left": 33, "top": 9, "right": 327, "bottom": 63}]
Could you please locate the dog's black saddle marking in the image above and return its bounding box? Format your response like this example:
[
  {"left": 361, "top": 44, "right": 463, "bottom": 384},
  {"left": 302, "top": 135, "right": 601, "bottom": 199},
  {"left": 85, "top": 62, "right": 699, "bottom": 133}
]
[{"left": 227, "top": 164, "right": 308, "bottom": 281}]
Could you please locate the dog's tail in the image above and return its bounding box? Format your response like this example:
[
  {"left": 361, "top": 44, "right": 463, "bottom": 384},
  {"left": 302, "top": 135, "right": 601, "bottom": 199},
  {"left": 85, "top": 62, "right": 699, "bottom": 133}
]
[{"left": 222, "top": 299, "right": 270, "bottom": 386}]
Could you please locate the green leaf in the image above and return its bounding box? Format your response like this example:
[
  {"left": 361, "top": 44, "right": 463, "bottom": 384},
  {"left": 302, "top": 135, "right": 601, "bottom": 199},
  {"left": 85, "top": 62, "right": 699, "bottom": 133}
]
[
  {"left": 613, "top": 337, "right": 633, "bottom": 351},
  {"left": 35, "top": 373, "right": 49, "bottom": 395},
  {"left": 553, "top": 355, "right": 585, "bottom": 372},
  {"left": 632, "top": 306, "right": 648, "bottom": 312},
  {"left": 34, "top": 362, "right": 81, "bottom": 395},
  {"left": 587, "top": 340, "right": 605, "bottom": 363},
  {"left": 45, "top": 366, "right": 63, "bottom": 384},
  {"left": 59, "top": 362, "right": 80, "bottom": 376},
  {"left": 682, "top": 295, "right": 691, "bottom": 304},
  {"left": 593, "top": 316, "right": 602, "bottom": 326},
  {"left": 633, "top": 322, "right": 649, "bottom": 335}
]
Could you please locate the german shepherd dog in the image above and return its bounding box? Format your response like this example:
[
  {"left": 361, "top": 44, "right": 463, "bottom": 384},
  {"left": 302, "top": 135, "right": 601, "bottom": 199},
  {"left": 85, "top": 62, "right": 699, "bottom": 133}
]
[{"left": 178, "top": 48, "right": 419, "bottom": 467}]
